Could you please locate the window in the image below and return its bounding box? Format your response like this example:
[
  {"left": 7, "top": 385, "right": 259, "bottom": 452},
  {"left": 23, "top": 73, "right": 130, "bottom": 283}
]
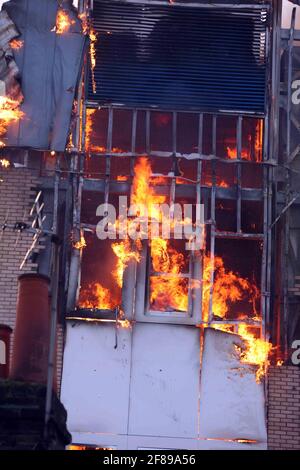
[{"left": 75, "top": 107, "right": 266, "bottom": 333}]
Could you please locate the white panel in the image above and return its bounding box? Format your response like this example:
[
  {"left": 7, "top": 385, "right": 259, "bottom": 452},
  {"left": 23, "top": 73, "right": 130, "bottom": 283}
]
[
  {"left": 60, "top": 322, "right": 131, "bottom": 435},
  {"left": 69, "top": 433, "right": 266, "bottom": 451},
  {"left": 128, "top": 323, "right": 200, "bottom": 439},
  {"left": 199, "top": 328, "right": 267, "bottom": 442}
]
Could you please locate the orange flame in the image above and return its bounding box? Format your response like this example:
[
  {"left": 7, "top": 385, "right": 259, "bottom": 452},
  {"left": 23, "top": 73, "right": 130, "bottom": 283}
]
[
  {"left": 10, "top": 39, "right": 24, "bottom": 50},
  {"left": 78, "top": 282, "right": 114, "bottom": 310},
  {"left": 85, "top": 109, "right": 106, "bottom": 153},
  {"left": 0, "top": 97, "right": 24, "bottom": 147},
  {"left": 226, "top": 121, "right": 263, "bottom": 162},
  {"left": 0, "top": 158, "right": 10, "bottom": 168},
  {"left": 89, "top": 29, "right": 97, "bottom": 94},
  {"left": 131, "top": 157, "right": 166, "bottom": 220},
  {"left": 149, "top": 237, "right": 188, "bottom": 312},
  {"left": 78, "top": 12, "right": 89, "bottom": 35},
  {"left": 227, "top": 146, "right": 251, "bottom": 161},
  {"left": 236, "top": 325, "right": 273, "bottom": 383},
  {"left": 111, "top": 240, "right": 140, "bottom": 288},
  {"left": 53, "top": 9, "right": 75, "bottom": 35},
  {"left": 73, "top": 235, "right": 87, "bottom": 250},
  {"left": 202, "top": 255, "right": 260, "bottom": 323},
  {"left": 78, "top": 12, "right": 97, "bottom": 94}
]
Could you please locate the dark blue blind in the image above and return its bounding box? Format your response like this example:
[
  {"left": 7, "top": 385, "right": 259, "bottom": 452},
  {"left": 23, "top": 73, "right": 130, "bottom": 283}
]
[{"left": 89, "top": 1, "right": 269, "bottom": 114}]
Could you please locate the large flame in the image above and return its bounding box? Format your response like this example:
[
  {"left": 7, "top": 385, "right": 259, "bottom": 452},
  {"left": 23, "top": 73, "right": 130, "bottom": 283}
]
[
  {"left": 85, "top": 108, "right": 105, "bottom": 153},
  {"left": 237, "top": 324, "right": 273, "bottom": 383},
  {"left": 202, "top": 255, "right": 260, "bottom": 323},
  {"left": 111, "top": 240, "right": 141, "bottom": 288},
  {"left": 131, "top": 157, "right": 166, "bottom": 220},
  {"left": 0, "top": 97, "right": 24, "bottom": 147},
  {"left": 78, "top": 282, "right": 114, "bottom": 310},
  {"left": 150, "top": 238, "right": 188, "bottom": 312},
  {"left": 53, "top": 9, "right": 75, "bottom": 35}
]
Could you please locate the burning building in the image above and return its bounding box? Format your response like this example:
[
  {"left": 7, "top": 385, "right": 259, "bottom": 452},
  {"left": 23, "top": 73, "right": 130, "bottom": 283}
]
[{"left": 0, "top": 0, "right": 300, "bottom": 451}]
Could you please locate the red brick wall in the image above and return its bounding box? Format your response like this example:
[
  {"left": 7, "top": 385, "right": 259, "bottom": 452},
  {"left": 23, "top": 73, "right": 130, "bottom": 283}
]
[
  {"left": 0, "top": 167, "right": 39, "bottom": 336},
  {"left": 268, "top": 365, "right": 300, "bottom": 450}
]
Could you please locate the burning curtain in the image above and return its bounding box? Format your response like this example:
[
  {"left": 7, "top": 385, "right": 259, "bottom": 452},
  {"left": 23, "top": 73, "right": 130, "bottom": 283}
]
[{"left": 2, "top": 0, "right": 87, "bottom": 151}]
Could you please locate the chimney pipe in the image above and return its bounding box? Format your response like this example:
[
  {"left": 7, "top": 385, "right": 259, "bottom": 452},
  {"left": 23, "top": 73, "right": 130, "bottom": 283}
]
[{"left": 10, "top": 274, "right": 55, "bottom": 386}]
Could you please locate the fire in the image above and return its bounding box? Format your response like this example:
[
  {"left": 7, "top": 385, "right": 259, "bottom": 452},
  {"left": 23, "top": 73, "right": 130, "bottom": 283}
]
[
  {"left": 53, "top": 9, "right": 75, "bottom": 35},
  {"left": 85, "top": 108, "right": 106, "bottom": 153},
  {"left": 73, "top": 235, "right": 86, "bottom": 250},
  {"left": 10, "top": 39, "right": 24, "bottom": 50},
  {"left": 0, "top": 97, "right": 24, "bottom": 146},
  {"left": 227, "top": 146, "right": 251, "bottom": 161},
  {"left": 78, "top": 12, "right": 97, "bottom": 94},
  {"left": 78, "top": 12, "right": 88, "bottom": 35},
  {"left": 85, "top": 108, "right": 96, "bottom": 152},
  {"left": 202, "top": 255, "right": 259, "bottom": 322},
  {"left": 200, "top": 253, "right": 272, "bottom": 380},
  {"left": 150, "top": 276, "right": 188, "bottom": 312},
  {"left": 255, "top": 120, "right": 263, "bottom": 162},
  {"left": 78, "top": 282, "right": 114, "bottom": 310},
  {"left": 117, "top": 310, "right": 132, "bottom": 329},
  {"left": 89, "top": 29, "right": 97, "bottom": 94},
  {"left": 111, "top": 240, "right": 140, "bottom": 288},
  {"left": 78, "top": 156, "right": 272, "bottom": 380},
  {"left": 211, "top": 324, "right": 234, "bottom": 333},
  {"left": 129, "top": 157, "right": 189, "bottom": 312},
  {"left": 131, "top": 157, "right": 166, "bottom": 220},
  {"left": 0, "top": 158, "right": 10, "bottom": 168},
  {"left": 236, "top": 324, "right": 273, "bottom": 383},
  {"left": 149, "top": 238, "right": 188, "bottom": 312},
  {"left": 226, "top": 120, "right": 263, "bottom": 162}
]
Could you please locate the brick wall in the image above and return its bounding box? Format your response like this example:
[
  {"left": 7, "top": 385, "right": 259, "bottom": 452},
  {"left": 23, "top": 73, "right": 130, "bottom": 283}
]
[
  {"left": 268, "top": 365, "right": 300, "bottom": 450},
  {"left": 0, "top": 167, "right": 39, "bottom": 336},
  {"left": 0, "top": 165, "right": 63, "bottom": 390}
]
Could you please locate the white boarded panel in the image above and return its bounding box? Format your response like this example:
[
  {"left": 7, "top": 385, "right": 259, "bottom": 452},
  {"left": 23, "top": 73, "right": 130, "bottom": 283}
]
[
  {"left": 128, "top": 323, "right": 200, "bottom": 439},
  {"left": 199, "top": 328, "right": 267, "bottom": 442},
  {"left": 60, "top": 321, "right": 131, "bottom": 435}
]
